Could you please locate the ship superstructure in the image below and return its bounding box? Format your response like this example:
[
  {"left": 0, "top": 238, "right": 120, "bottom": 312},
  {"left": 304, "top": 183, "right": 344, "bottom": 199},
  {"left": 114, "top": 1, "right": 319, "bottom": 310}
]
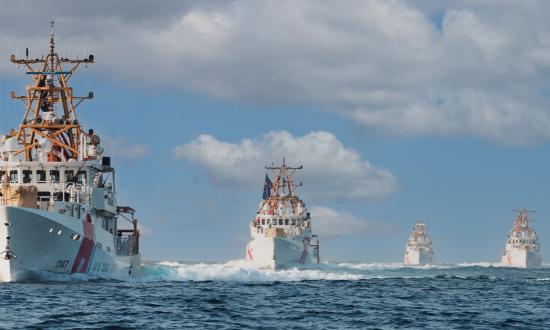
[
  {"left": 0, "top": 26, "right": 140, "bottom": 281},
  {"left": 404, "top": 221, "right": 433, "bottom": 266},
  {"left": 246, "top": 159, "right": 320, "bottom": 269},
  {"left": 501, "top": 209, "right": 541, "bottom": 268}
]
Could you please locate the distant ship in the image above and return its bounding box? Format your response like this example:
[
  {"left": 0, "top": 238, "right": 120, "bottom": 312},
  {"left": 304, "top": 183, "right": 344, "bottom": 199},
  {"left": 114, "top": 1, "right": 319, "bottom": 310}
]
[
  {"left": 0, "top": 26, "right": 141, "bottom": 281},
  {"left": 246, "top": 159, "right": 320, "bottom": 269},
  {"left": 404, "top": 221, "right": 433, "bottom": 266},
  {"left": 501, "top": 209, "right": 541, "bottom": 268}
]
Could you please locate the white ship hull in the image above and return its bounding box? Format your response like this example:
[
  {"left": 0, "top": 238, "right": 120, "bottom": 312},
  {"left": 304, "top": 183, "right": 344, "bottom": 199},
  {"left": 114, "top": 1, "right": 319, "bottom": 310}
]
[
  {"left": 246, "top": 236, "right": 318, "bottom": 269},
  {"left": 501, "top": 248, "right": 541, "bottom": 268},
  {"left": 404, "top": 248, "right": 432, "bottom": 266},
  {"left": 0, "top": 206, "right": 140, "bottom": 282}
]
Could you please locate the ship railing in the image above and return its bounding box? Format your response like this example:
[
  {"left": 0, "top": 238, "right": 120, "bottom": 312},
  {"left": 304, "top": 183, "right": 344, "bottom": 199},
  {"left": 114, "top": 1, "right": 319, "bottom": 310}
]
[
  {"left": 114, "top": 235, "right": 138, "bottom": 256},
  {"left": 38, "top": 196, "right": 51, "bottom": 211},
  {"left": 114, "top": 224, "right": 139, "bottom": 256},
  {"left": 114, "top": 236, "right": 131, "bottom": 256}
]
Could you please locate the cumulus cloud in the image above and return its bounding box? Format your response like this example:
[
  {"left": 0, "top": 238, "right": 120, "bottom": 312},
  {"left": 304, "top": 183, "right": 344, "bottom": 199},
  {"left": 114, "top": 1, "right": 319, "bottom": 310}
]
[
  {"left": 2, "top": 0, "right": 550, "bottom": 144},
  {"left": 174, "top": 131, "right": 397, "bottom": 202},
  {"left": 311, "top": 206, "right": 396, "bottom": 238}
]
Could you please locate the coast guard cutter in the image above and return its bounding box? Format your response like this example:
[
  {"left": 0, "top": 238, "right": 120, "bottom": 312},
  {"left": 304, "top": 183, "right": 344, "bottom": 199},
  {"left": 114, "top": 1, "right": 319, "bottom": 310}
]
[
  {"left": 0, "top": 27, "right": 141, "bottom": 281},
  {"left": 501, "top": 209, "right": 541, "bottom": 268},
  {"left": 404, "top": 221, "right": 433, "bottom": 266},
  {"left": 246, "top": 160, "right": 320, "bottom": 269}
]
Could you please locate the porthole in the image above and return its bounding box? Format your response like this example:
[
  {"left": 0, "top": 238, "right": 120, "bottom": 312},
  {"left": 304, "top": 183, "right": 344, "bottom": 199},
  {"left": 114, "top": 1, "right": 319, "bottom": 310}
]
[
  {"left": 57, "top": 230, "right": 62, "bottom": 235},
  {"left": 49, "top": 228, "right": 54, "bottom": 234}
]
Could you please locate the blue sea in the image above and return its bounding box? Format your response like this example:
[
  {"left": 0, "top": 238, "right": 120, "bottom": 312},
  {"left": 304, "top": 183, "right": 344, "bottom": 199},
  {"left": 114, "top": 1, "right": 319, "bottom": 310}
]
[{"left": 1, "top": 261, "right": 549, "bottom": 329}]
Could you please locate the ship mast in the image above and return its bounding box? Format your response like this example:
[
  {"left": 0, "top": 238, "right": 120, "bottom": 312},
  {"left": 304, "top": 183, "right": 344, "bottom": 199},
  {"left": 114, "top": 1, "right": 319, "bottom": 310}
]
[
  {"left": 9, "top": 22, "right": 94, "bottom": 161},
  {"left": 513, "top": 209, "right": 535, "bottom": 231},
  {"left": 265, "top": 158, "right": 303, "bottom": 198},
  {"left": 414, "top": 221, "right": 426, "bottom": 233}
]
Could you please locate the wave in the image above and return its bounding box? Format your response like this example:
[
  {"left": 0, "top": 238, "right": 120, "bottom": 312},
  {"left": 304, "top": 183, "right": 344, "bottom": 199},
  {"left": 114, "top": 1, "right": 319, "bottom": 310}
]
[
  {"left": 21, "top": 271, "right": 111, "bottom": 283},
  {"left": 136, "top": 260, "right": 529, "bottom": 282},
  {"left": 17, "top": 260, "right": 550, "bottom": 283},
  {"left": 456, "top": 262, "right": 504, "bottom": 268},
  {"left": 333, "top": 262, "right": 456, "bottom": 270},
  {"left": 139, "top": 260, "right": 367, "bottom": 282}
]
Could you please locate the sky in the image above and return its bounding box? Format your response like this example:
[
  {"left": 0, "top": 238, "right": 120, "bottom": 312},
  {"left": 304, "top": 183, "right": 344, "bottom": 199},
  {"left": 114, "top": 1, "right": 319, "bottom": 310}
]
[{"left": 1, "top": 0, "right": 550, "bottom": 263}]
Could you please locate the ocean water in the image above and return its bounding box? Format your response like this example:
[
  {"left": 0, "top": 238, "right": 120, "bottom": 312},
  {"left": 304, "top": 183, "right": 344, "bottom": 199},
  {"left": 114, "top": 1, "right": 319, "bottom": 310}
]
[{"left": 1, "top": 261, "right": 549, "bottom": 329}]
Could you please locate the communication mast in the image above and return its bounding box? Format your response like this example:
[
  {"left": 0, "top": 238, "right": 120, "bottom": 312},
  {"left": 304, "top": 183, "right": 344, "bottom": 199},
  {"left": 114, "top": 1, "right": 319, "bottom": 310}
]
[
  {"left": 265, "top": 158, "right": 303, "bottom": 198},
  {"left": 9, "top": 21, "right": 94, "bottom": 161},
  {"left": 513, "top": 209, "right": 535, "bottom": 231}
]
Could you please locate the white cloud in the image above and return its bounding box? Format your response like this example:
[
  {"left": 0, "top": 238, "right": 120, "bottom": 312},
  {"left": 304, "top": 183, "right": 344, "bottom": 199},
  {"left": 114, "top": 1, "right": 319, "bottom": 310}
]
[
  {"left": 2, "top": 0, "right": 550, "bottom": 144},
  {"left": 311, "top": 206, "right": 396, "bottom": 238},
  {"left": 174, "top": 131, "right": 397, "bottom": 202}
]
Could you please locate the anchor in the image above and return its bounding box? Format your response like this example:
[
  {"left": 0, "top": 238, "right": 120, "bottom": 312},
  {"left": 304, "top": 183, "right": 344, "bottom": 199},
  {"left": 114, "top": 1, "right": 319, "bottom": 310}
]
[{"left": 0, "top": 246, "right": 16, "bottom": 260}]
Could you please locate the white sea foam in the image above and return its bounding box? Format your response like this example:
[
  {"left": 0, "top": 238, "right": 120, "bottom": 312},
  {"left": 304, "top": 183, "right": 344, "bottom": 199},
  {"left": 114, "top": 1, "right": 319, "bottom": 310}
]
[
  {"left": 30, "top": 271, "right": 107, "bottom": 282},
  {"left": 333, "top": 262, "right": 455, "bottom": 271},
  {"left": 18, "top": 260, "right": 548, "bottom": 282},
  {"left": 456, "top": 261, "right": 550, "bottom": 269},
  {"left": 456, "top": 262, "right": 502, "bottom": 268},
  {"left": 140, "top": 260, "right": 367, "bottom": 282},
  {"left": 138, "top": 260, "right": 495, "bottom": 282}
]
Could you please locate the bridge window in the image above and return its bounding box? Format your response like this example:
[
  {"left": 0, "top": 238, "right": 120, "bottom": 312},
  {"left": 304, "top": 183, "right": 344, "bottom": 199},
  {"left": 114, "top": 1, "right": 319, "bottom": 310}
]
[
  {"left": 285, "top": 219, "right": 289, "bottom": 225},
  {"left": 292, "top": 219, "right": 296, "bottom": 225},
  {"left": 50, "top": 170, "right": 60, "bottom": 182},
  {"left": 65, "top": 170, "right": 75, "bottom": 182},
  {"left": 9, "top": 170, "right": 18, "bottom": 183},
  {"left": 22, "top": 170, "right": 32, "bottom": 183},
  {"left": 278, "top": 219, "right": 283, "bottom": 226},
  {"left": 37, "top": 170, "right": 46, "bottom": 183},
  {"left": 76, "top": 170, "right": 87, "bottom": 184}
]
